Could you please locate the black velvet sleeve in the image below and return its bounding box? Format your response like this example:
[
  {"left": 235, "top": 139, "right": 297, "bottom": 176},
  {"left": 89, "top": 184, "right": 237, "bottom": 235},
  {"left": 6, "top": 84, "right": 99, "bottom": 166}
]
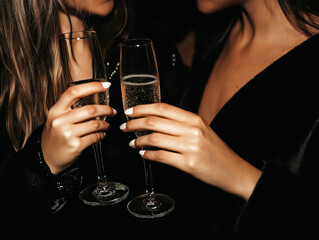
[
  {"left": 0, "top": 125, "right": 83, "bottom": 234},
  {"left": 235, "top": 119, "right": 319, "bottom": 238}
]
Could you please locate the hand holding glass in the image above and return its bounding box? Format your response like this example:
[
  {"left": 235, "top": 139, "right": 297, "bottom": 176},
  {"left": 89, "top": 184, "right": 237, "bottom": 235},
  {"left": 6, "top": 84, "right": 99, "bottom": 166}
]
[
  {"left": 120, "top": 38, "right": 175, "bottom": 218},
  {"left": 60, "top": 31, "right": 128, "bottom": 206}
]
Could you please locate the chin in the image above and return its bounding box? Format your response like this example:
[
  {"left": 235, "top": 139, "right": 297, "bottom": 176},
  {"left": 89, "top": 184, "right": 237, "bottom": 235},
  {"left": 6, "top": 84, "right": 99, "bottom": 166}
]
[
  {"left": 91, "top": 1, "right": 114, "bottom": 16},
  {"left": 197, "top": 0, "right": 236, "bottom": 14}
]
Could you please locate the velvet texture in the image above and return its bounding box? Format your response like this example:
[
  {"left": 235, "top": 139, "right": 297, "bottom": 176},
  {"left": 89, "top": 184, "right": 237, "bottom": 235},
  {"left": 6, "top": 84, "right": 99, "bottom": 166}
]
[{"left": 182, "top": 33, "right": 319, "bottom": 238}]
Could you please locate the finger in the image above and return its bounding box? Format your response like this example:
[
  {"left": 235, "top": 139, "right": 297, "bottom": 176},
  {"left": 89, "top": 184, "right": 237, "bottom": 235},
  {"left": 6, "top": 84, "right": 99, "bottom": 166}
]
[
  {"left": 71, "top": 120, "right": 110, "bottom": 137},
  {"left": 53, "top": 81, "right": 111, "bottom": 112},
  {"left": 131, "top": 133, "right": 187, "bottom": 153},
  {"left": 122, "top": 116, "right": 190, "bottom": 136},
  {"left": 80, "top": 132, "right": 107, "bottom": 150},
  {"left": 125, "top": 103, "right": 200, "bottom": 124},
  {"left": 139, "top": 149, "right": 188, "bottom": 172},
  {"left": 56, "top": 105, "right": 115, "bottom": 125}
]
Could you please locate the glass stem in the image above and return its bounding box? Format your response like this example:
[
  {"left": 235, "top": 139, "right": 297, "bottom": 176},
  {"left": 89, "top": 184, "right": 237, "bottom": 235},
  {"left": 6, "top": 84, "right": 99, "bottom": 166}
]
[
  {"left": 92, "top": 141, "right": 107, "bottom": 186},
  {"left": 142, "top": 147, "right": 155, "bottom": 197}
]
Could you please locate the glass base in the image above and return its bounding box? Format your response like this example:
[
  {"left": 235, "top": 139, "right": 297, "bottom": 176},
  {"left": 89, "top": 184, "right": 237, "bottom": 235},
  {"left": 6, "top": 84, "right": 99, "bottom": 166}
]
[
  {"left": 127, "top": 193, "right": 175, "bottom": 218},
  {"left": 79, "top": 182, "right": 129, "bottom": 206}
]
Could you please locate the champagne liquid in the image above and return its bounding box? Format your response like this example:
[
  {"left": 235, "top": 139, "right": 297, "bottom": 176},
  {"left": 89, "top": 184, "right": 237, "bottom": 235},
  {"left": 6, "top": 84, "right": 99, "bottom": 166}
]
[
  {"left": 121, "top": 74, "right": 160, "bottom": 137},
  {"left": 70, "top": 79, "right": 109, "bottom": 121}
]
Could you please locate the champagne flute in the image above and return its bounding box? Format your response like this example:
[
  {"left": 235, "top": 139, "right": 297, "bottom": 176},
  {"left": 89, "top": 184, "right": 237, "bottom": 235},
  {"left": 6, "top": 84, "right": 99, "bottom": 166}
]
[
  {"left": 60, "top": 31, "right": 129, "bottom": 206},
  {"left": 120, "top": 38, "right": 175, "bottom": 218}
]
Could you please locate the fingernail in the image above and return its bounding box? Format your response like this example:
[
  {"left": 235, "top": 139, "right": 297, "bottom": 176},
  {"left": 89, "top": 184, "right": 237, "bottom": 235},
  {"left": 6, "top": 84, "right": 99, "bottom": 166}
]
[
  {"left": 129, "top": 139, "right": 135, "bottom": 147},
  {"left": 112, "top": 108, "right": 117, "bottom": 115},
  {"left": 119, "top": 123, "right": 126, "bottom": 130},
  {"left": 102, "top": 82, "right": 111, "bottom": 89},
  {"left": 139, "top": 150, "right": 145, "bottom": 157},
  {"left": 125, "top": 107, "right": 133, "bottom": 115}
]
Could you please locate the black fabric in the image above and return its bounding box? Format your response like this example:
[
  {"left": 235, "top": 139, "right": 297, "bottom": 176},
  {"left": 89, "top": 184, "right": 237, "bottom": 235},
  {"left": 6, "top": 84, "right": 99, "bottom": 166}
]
[
  {"left": 3, "top": 10, "right": 318, "bottom": 239},
  {"left": 0, "top": 124, "right": 83, "bottom": 236},
  {"left": 181, "top": 32, "right": 319, "bottom": 238},
  {"left": 0, "top": 17, "right": 192, "bottom": 237}
]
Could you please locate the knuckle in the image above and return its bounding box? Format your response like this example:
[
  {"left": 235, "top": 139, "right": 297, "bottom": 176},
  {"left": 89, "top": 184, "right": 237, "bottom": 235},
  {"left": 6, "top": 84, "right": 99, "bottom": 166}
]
[
  {"left": 193, "top": 115, "right": 204, "bottom": 126},
  {"left": 188, "top": 144, "right": 201, "bottom": 154},
  {"left": 102, "top": 121, "right": 110, "bottom": 130},
  {"left": 156, "top": 103, "right": 169, "bottom": 113},
  {"left": 84, "top": 105, "right": 97, "bottom": 116},
  {"left": 145, "top": 116, "right": 158, "bottom": 127},
  {"left": 67, "top": 137, "right": 82, "bottom": 151},
  {"left": 90, "top": 120, "right": 100, "bottom": 131},
  {"left": 190, "top": 127, "right": 204, "bottom": 139},
  {"left": 154, "top": 150, "right": 165, "bottom": 162},
  {"left": 92, "top": 132, "right": 103, "bottom": 142},
  {"left": 47, "top": 108, "right": 56, "bottom": 119},
  {"left": 51, "top": 118, "right": 62, "bottom": 128},
  {"left": 186, "top": 157, "right": 200, "bottom": 172},
  {"left": 92, "top": 133, "right": 100, "bottom": 142},
  {"left": 62, "top": 130, "right": 72, "bottom": 139},
  {"left": 67, "top": 86, "right": 81, "bottom": 97},
  {"left": 148, "top": 132, "right": 160, "bottom": 144}
]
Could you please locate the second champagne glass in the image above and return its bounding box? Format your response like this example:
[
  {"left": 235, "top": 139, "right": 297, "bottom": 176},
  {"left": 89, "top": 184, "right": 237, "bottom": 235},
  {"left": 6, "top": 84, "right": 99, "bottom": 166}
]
[
  {"left": 60, "top": 31, "right": 129, "bottom": 206},
  {"left": 120, "top": 38, "right": 175, "bottom": 218}
]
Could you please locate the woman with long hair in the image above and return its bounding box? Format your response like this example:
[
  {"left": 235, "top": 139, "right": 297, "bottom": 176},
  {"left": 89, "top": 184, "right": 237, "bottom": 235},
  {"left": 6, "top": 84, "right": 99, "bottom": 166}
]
[
  {"left": 0, "top": 0, "right": 129, "bottom": 233},
  {"left": 0, "top": 0, "right": 190, "bottom": 236},
  {"left": 121, "top": 0, "right": 319, "bottom": 237}
]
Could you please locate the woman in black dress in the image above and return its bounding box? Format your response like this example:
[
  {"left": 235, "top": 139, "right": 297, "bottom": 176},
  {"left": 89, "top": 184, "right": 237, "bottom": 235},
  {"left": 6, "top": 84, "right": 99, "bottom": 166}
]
[
  {"left": 121, "top": 0, "right": 319, "bottom": 238},
  {"left": 0, "top": 0, "right": 189, "bottom": 237},
  {"left": 0, "top": 0, "right": 128, "bottom": 234}
]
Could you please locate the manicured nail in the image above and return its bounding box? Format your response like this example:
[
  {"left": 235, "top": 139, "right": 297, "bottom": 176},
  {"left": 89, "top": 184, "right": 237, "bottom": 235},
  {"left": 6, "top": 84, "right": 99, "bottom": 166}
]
[
  {"left": 119, "top": 123, "right": 126, "bottom": 130},
  {"left": 112, "top": 108, "right": 117, "bottom": 115},
  {"left": 125, "top": 107, "right": 133, "bottom": 115},
  {"left": 129, "top": 139, "right": 135, "bottom": 147},
  {"left": 102, "top": 82, "right": 111, "bottom": 89},
  {"left": 139, "top": 150, "right": 145, "bottom": 157}
]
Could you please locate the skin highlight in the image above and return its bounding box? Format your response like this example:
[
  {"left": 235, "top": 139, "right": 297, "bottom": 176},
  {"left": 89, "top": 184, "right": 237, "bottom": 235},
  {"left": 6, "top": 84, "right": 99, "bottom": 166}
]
[{"left": 120, "top": 0, "right": 319, "bottom": 200}]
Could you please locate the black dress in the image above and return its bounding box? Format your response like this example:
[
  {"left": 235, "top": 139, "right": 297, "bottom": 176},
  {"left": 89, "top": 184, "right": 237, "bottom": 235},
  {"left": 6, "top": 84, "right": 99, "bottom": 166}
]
[{"left": 181, "top": 32, "right": 319, "bottom": 238}]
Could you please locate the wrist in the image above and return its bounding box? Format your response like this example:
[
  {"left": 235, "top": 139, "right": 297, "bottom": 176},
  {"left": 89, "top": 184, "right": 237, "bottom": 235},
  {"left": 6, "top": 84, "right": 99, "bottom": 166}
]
[{"left": 233, "top": 156, "right": 262, "bottom": 200}]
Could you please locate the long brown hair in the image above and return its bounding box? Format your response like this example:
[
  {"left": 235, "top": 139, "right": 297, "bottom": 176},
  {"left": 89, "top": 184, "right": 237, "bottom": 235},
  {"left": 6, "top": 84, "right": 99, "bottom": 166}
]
[
  {"left": 0, "top": 0, "right": 130, "bottom": 151},
  {"left": 278, "top": 0, "right": 319, "bottom": 37}
]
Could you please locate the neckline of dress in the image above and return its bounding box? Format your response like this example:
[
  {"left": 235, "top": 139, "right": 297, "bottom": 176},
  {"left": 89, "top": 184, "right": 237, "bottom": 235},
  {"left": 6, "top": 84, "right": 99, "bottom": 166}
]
[{"left": 210, "top": 33, "right": 319, "bottom": 126}]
